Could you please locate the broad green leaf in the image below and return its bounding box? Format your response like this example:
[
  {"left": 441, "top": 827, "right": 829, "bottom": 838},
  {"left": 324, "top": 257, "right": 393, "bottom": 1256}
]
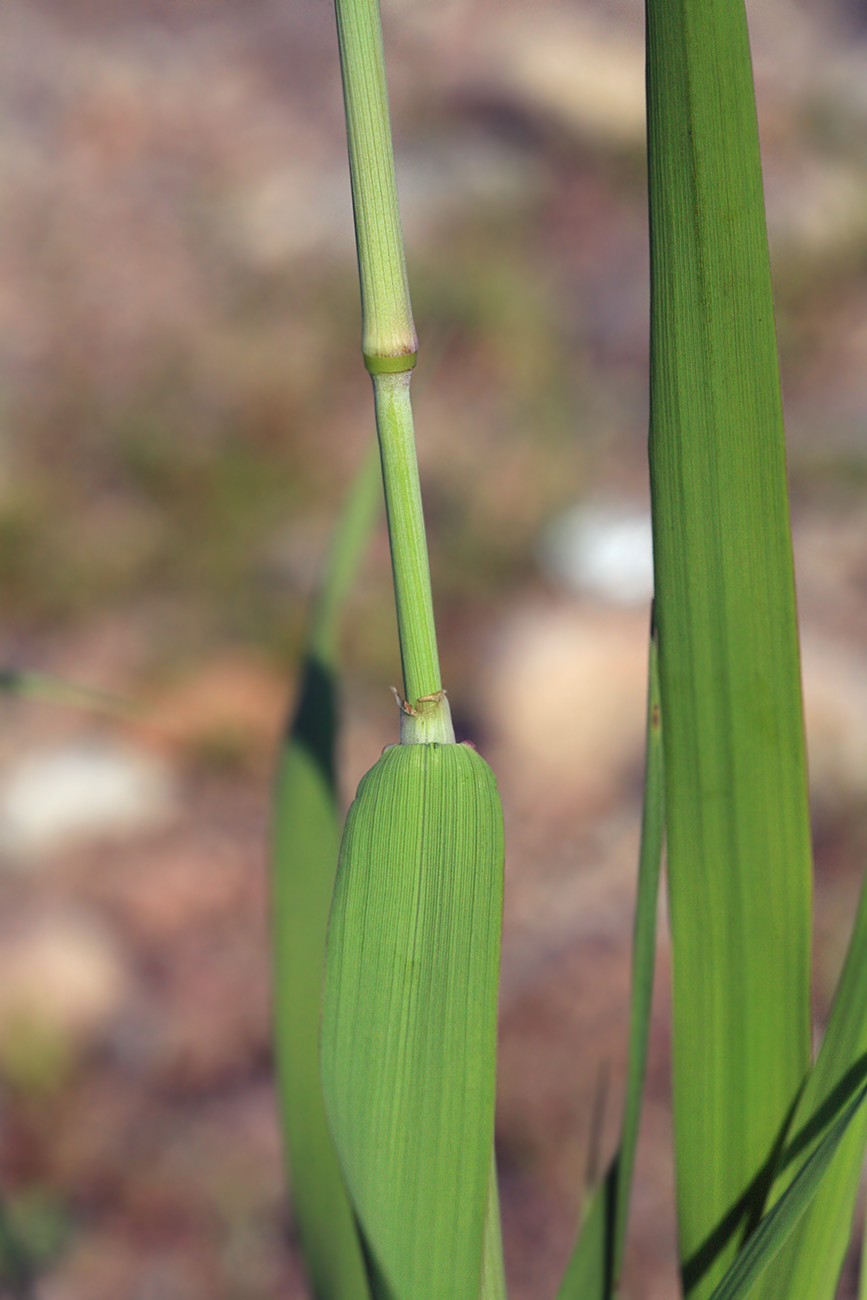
[
  {"left": 750, "top": 866, "right": 867, "bottom": 1300},
  {"left": 321, "top": 742, "right": 504, "bottom": 1300},
  {"left": 557, "top": 617, "right": 664, "bottom": 1300},
  {"left": 271, "top": 445, "right": 380, "bottom": 1300},
  {"left": 646, "top": 0, "right": 813, "bottom": 1295},
  {"left": 706, "top": 1081, "right": 867, "bottom": 1300}
]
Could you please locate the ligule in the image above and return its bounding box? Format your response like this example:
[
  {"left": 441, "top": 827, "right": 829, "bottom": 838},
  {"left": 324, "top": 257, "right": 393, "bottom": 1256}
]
[{"left": 321, "top": 741, "right": 504, "bottom": 1300}]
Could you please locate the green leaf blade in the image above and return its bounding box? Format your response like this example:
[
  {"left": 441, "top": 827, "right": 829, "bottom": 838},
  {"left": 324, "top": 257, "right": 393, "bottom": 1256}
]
[
  {"left": 272, "top": 660, "right": 371, "bottom": 1300},
  {"left": 556, "top": 1167, "right": 614, "bottom": 1300},
  {"left": 646, "top": 0, "right": 813, "bottom": 1294},
  {"left": 481, "top": 1152, "right": 508, "bottom": 1300},
  {"left": 321, "top": 742, "right": 504, "bottom": 1300},
  {"left": 271, "top": 445, "right": 380, "bottom": 1300},
  {"left": 557, "top": 618, "right": 665, "bottom": 1300},
  {"left": 751, "top": 868, "right": 867, "bottom": 1300},
  {"left": 707, "top": 1082, "right": 867, "bottom": 1300}
]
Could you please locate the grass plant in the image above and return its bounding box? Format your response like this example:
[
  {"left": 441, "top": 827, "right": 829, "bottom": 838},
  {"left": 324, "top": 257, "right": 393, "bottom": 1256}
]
[{"left": 271, "top": 0, "right": 867, "bottom": 1296}]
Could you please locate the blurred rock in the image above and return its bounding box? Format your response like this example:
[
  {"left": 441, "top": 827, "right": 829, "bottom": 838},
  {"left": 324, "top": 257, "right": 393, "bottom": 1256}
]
[
  {"left": 793, "top": 510, "right": 867, "bottom": 643},
  {"left": 483, "top": 604, "right": 650, "bottom": 809},
  {"left": 484, "top": 600, "right": 867, "bottom": 816},
  {"left": 491, "top": 12, "right": 645, "bottom": 148},
  {"left": 766, "top": 156, "right": 867, "bottom": 263},
  {"left": 395, "top": 135, "right": 542, "bottom": 238},
  {"left": 801, "top": 632, "right": 867, "bottom": 809},
  {"left": 539, "top": 502, "right": 654, "bottom": 604},
  {"left": 224, "top": 162, "right": 355, "bottom": 268},
  {"left": 0, "top": 742, "right": 175, "bottom": 863},
  {"left": 227, "top": 134, "right": 539, "bottom": 269},
  {"left": 0, "top": 910, "right": 130, "bottom": 1086}
]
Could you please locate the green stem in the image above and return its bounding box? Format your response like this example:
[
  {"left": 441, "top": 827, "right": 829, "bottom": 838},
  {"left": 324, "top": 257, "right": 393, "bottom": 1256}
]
[
  {"left": 334, "top": 0, "right": 452, "bottom": 743},
  {"left": 373, "top": 372, "right": 448, "bottom": 730},
  {"left": 334, "top": 0, "right": 416, "bottom": 364}
]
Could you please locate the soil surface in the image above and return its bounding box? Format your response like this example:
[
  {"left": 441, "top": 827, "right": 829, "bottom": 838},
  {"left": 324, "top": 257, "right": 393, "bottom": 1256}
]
[{"left": 1, "top": 1, "right": 867, "bottom": 1297}]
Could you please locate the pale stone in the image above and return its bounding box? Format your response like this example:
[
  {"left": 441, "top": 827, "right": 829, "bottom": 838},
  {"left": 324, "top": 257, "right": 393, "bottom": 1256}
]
[
  {"left": 0, "top": 742, "right": 174, "bottom": 863},
  {"left": 540, "top": 503, "right": 654, "bottom": 605},
  {"left": 491, "top": 13, "right": 646, "bottom": 148},
  {"left": 0, "top": 910, "right": 129, "bottom": 1051},
  {"left": 801, "top": 633, "right": 867, "bottom": 809},
  {"left": 481, "top": 604, "right": 650, "bottom": 808}
]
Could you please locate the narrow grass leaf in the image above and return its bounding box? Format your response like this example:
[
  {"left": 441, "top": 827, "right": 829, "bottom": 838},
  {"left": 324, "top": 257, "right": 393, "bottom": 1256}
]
[
  {"left": 0, "top": 671, "right": 132, "bottom": 717},
  {"left": 646, "top": 0, "right": 813, "bottom": 1293},
  {"left": 481, "top": 1153, "right": 508, "bottom": 1300},
  {"left": 271, "top": 445, "right": 380, "bottom": 1300},
  {"left": 705, "top": 1081, "right": 867, "bottom": 1300},
  {"left": 557, "top": 615, "right": 664, "bottom": 1300},
  {"left": 556, "top": 1171, "right": 609, "bottom": 1300},
  {"left": 321, "top": 742, "right": 504, "bottom": 1300},
  {"left": 751, "top": 865, "right": 867, "bottom": 1300}
]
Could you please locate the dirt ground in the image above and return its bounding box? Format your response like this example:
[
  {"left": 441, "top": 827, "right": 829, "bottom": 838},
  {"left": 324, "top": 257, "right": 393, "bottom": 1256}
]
[{"left": 1, "top": 0, "right": 867, "bottom": 1296}]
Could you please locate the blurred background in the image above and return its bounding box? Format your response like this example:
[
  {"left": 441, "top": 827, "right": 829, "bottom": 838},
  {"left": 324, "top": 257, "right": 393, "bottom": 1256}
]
[{"left": 0, "top": 0, "right": 866, "bottom": 1295}]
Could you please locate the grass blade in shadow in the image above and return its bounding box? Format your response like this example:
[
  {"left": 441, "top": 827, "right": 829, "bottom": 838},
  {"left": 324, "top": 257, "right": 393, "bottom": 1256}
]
[
  {"left": 751, "top": 864, "right": 867, "bottom": 1299},
  {"left": 557, "top": 613, "right": 664, "bottom": 1300},
  {"left": 706, "top": 1081, "right": 867, "bottom": 1300},
  {"left": 271, "top": 444, "right": 380, "bottom": 1300}
]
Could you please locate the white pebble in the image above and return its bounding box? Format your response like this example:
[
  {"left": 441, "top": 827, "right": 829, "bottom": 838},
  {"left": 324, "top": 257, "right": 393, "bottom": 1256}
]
[
  {"left": 0, "top": 742, "right": 174, "bottom": 863},
  {"left": 540, "top": 503, "right": 654, "bottom": 604}
]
